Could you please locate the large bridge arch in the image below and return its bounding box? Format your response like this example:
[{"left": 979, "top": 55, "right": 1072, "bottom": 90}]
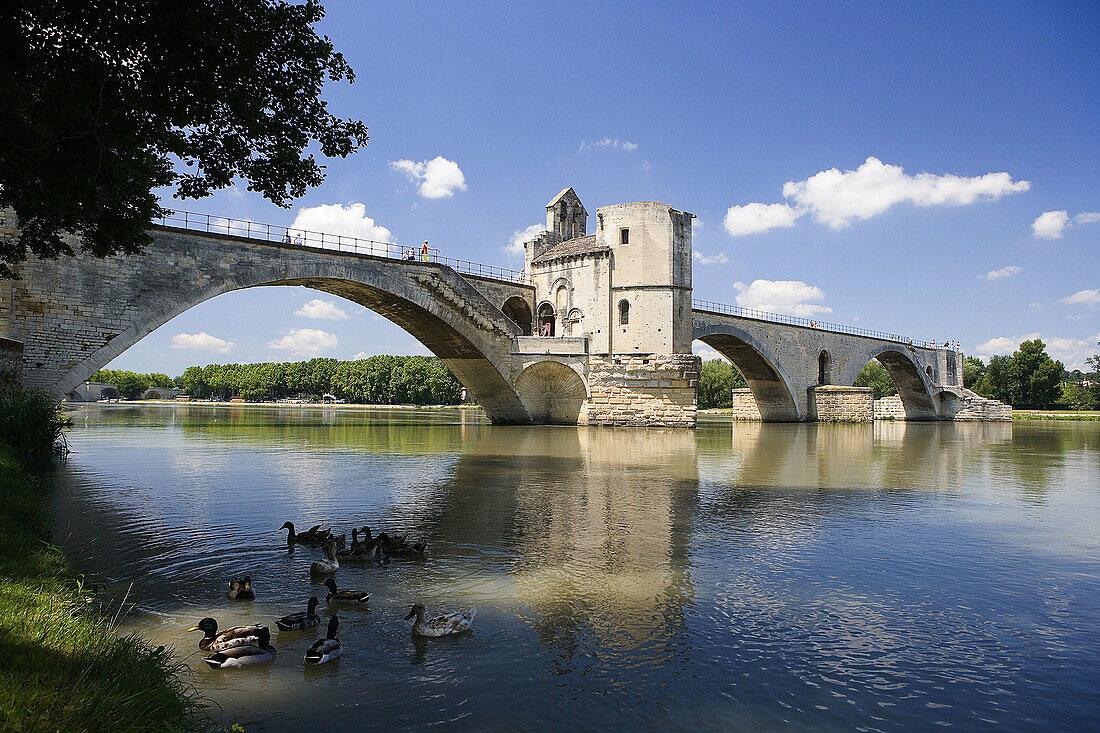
[
  {"left": 693, "top": 323, "right": 802, "bottom": 421},
  {"left": 839, "top": 346, "right": 938, "bottom": 421},
  {"left": 513, "top": 360, "right": 589, "bottom": 424},
  {"left": 8, "top": 226, "right": 535, "bottom": 424}
]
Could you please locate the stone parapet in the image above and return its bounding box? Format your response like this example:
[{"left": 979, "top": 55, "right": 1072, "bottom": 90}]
[
  {"left": 582, "top": 353, "right": 700, "bottom": 427},
  {"left": 730, "top": 388, "right": 762, "bottom": 421},
  {"left": 809, "top": 385, "right": 874, "bottom": 422},
  {"left": 0, "top": 336, "right": 23, "bottom": 393}
]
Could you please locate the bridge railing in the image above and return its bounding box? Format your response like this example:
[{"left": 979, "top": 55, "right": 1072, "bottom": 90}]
[
  {"left": 156, "top": 210, "right": 530, "bottom": 285},
  {"left": 692, "top": 299, "right": 946, "bottom": 349}
]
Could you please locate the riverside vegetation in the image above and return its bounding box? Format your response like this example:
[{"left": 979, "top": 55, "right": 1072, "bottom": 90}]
[{"left": 0, "top": 390, "right": 199, "bottom": 731}]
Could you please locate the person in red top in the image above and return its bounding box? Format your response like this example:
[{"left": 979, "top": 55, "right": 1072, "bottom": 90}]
[{"left": 421, "top": 241, "right": 430, "bottom": 261}]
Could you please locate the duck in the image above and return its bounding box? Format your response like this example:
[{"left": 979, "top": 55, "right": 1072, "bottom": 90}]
[
  {"left": 187, "top": 618, "right": 267, "bottom": 652},
  {"left": 404, "top": 602, "right": 475, "bottom": 637},
  {"left": 281, "top": 521, "right": 333, "bottom": 547},
  {"left": 276, "top": 596, "right": 321, "bottom": 631},
  {"left": 226, "top": 575, "right": 255, "bottom": 600},
  {"left": 323, "top": 577, "right": 371, "bottom": 605},
  {"left": 336, "top": 528, "right": 361, "bottom": 558},
  {"left": 310, "top": 539, "right": 339, "bottom": 575},
  {"left": 304, "top": 616, "right": 342, "bottom": 665},
  {"left": 378, "top": 531, "right": 427, "bottom": 558},
  {"left": 340, "top": 527, "right": 379, "bottom": 561},
  {"left": 203, "top": 627, "right": 277, "bottom": 668}
]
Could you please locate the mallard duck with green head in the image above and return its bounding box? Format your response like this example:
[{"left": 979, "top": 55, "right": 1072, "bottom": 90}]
[
  {"left": 323, "top": 577, "right": 370, "bottom": 605},
  {"left": 187, "top": 618, "right": 266, "bottom": 652},
  {"left": 304, "top": 616, "right": 342, "bottom": 665},
  {"left": 276, "top": 596, "right": 321, "bottom": 631},
  {"left": 203, "top": 627, "right": 277, "bottom": 669}
]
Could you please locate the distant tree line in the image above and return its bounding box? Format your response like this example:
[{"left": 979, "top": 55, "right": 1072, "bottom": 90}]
[
  {"left": 93, "top": 357, "right": 464, "bottom": 405},
  {"left": 697, "top": 357, "right": 900, "bottom": 409},
  {"left": 966, "top": 339, "right": 1098, "bottom": 409}
]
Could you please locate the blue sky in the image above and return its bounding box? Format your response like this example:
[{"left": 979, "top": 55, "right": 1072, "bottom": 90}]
[{"left": 112, "top": 0, "right": 1099, "bottom": 374}]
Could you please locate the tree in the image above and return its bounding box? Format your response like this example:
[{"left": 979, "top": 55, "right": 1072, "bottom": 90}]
[
  {"left": 697, "top": 359, "right": 747, "bottom": 409},
  {"left": 0, "top": 1, "right": 368, "bottom": 278},
  {"left": 1010, "top": 339, "right": 1063, "bottom": 408},
  {"left": 963, "top": 356, "right": 986, "bottom": 389},
  {"left": 854, "top": 359, "right": 898, "bottom": 400},
  {"left": 975, "top": 354, "right": 1012, "bottom": 401},
  {"left": 115, "top": 372, "right": 146, "bottom": 400}
]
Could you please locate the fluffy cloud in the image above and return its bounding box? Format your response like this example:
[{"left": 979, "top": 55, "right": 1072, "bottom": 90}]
[
  {"left": 733, "top": 279, "right": 833, "bottom": 317},
  {"left": 1032, "top": 210, "right": 1100, "bottom": 239},
  {"left": 1061, "top": 289, "right": 1100, "bottom": 307},
  {"left": 295, "top": 298, "right": 349, "bottom": 320},
  {"left": 723, "top": 202, "right": 802, "bottom": 236},
  {"left": 352, "top": 351, "right": 371, "bottom": 360},
  {"left": 979, "top": 265, "right": 1022, "bottom": 281},
  {"left": 290, "top": 203, "right": 393, "bottom": 242},
  {"left": 390, "top": 156, "right": 467, "bottom": 199},
  {"left": 578, "top": 137, "right": 638, "bottom": 152},
  {"left": 169, "top": 332, "right": 235, "bottom": 353},
  {"left": 504, "top": 223, "right": 545, "bottom": 257},
  {"left": 267, "top": 328, "right": 338, "bottom": 357},
  {"left": 784, "top": 157, "right": 1030, "bottom": 229},
  {"left": 1032, "top": 210, "right": 1070, "bottom": 239},
  {"left": 724, "top": 157, "right": 1029, "bottom": 235},
  {"left": 974, "top": 332, "right": 1098, "bottom": 370},
  {"left": 693, "top": 251, "right": 729, "bottom": 265},
  {"left": 692, "top": 346, "right": 726, "bottom": 362}
]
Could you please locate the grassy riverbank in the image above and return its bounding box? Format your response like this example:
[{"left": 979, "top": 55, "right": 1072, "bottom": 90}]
[
  {"left": 1013, "top": 410, "right": 1100, "bottom": 421},
  {"left": 0, "top": 447, "right": 200, "bottom": 732}
]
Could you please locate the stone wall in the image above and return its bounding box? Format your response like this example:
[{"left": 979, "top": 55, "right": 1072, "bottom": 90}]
[
  {"left": 730, "top": 388, "right": 762, "bottom": 421},
  {"left": 0, "top": 336, "right": 22, "bottom": 393},
  {"left": 873, "top": 395, "right": 907, "bottom": 420},
  {"left": 942, "top": 388, "right": 1013, "bottom": 421},
  {"left": 582, "top": 354, "right": 699, "bottom": 427},
  {"left": 809, "top": 385, "right": 874, "bottom": 422}
]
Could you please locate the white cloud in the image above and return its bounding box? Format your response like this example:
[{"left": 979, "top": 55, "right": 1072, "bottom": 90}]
[
  {"left": 733, "top": 279, "right": 833, "bottom": 317},
  {"left": 1076, "top": 212, "right": 1100, "bottom": 224},
  {"left": 1061, "top": 289, "right": 1100, "bottom": 307},
  {"left": 783, "top": 157, "right": 1030, "bottom": 229},
  {"left": 1032, "top": 210, "right": 1070, "bottom": 239},
  {"left": 979, "top": 265, "right": 1022, "bottom": 281},
  {"left": 724, "top": 157, "right": 1029, "bottom": 236},
  {"left": 723, "top": 202, "right": 802, "bottom": 236},
  {"left": 169, "top": 332, "right": 235, "bottom": 353},
  {"left": 504, "top": 223, "right": 545, "bottom": 257},
  {"left": 972, "top": 332, "right": 1097, "bottom": 370},
  {"left": 578, "top": 137, "right": 638, "bottom": 152},
  {"left": 295, "top": 298, "right": 349, "bottom": 320},
  {"left": 692, "top": 346, "right": 727, "bottom": 362},
  {"left": 1028, "top": 302, "right": 1044, "bottom": 310},
  {"left": 693, "top": 251, "right": 729, "bottom": 265},
  {"left": 352, "top": 351, "right": 370, "bottom": 360},
  {"left": 267, "top": 328, "right": 338, "bottom": 357},
  {"left": 290, "top": 203, "right": 393, "bottom": 242},
  {"left": 390, "top": 156, "right": 467, "bottom": 199}
]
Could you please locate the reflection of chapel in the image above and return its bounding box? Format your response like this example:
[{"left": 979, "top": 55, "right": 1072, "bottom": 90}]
[{"left": 516, "top": 188, "right": 695, "bottom": 356}]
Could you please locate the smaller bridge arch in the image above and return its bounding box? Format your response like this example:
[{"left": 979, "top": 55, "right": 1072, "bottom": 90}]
[
  {"left": 513, "top": 360, "right": 588, "bottom": 424},
  {"left": 849, "top": 346, "right": 939, "bottom": 421}
]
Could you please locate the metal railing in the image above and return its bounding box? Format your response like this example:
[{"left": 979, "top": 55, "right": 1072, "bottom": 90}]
[
  {"left": 692, "top": 299, "right": 949, "bottom": 349},
  {"left": 155, "top": 210, "right": 530, "bottom": 285}
]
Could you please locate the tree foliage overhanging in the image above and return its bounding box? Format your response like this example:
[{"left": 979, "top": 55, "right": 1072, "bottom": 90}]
[
  {"left": 966, "top": 338, "right": 1089, "bottom": 409},
  {"left": 0, "top": 0, "right": 368, "bottom": 278}
]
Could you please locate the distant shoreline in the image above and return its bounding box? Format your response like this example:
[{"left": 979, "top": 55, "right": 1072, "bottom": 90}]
[{"left": 67, "top": 399, "right": 482, "bottom": 410}]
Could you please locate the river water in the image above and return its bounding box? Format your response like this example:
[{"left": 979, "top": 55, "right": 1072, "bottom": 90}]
[{"left": 46, "top": 405, "right": 1099, "bottom": 731}]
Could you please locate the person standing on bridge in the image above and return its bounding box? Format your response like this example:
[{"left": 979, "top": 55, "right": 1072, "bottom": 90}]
[{"left": 421, "top": 241, "right": 430, "bottom": 262}]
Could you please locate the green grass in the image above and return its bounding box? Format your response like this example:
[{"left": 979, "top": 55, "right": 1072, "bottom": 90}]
[
  {"left": 0, "top": 446, "right": 203, "bottom": 732},
  {"left": 1013, "top": 410, "right": 1100, "bottom": 421}
]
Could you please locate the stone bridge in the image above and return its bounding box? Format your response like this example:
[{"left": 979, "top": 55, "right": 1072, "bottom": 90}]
[
  {"left": 693, "top": 307, "right": 964, "bottom": 422},
  {"left": 1, "top": 191, "right": 996, "bottom": 425}
]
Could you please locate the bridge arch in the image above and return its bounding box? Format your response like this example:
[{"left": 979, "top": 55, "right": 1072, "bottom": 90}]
[
  {"left": 854, "top": 346, "right": 938, "bottom": 420},
  {"left": 502, "top": 296, "right": 532, "bottom": 333},
  {"left": 693, "top": 323, "right": 802, "bottom": 421},
  {"left": 34, "top": 229, "right": 534, "bottom": 423},
  {"left": 513, "top": 360, "right": 588, "bottom": 424}
]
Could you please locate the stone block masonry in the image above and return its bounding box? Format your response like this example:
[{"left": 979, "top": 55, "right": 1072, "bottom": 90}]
[
  {"left": 730, "top": 388, "right": 762, "bottom": 421},
  {"left": 0, "top": 337, "right": 23, "bottom": 393},
  {"left": 582, "top": 354, "right": 700, "bottom": 427},
  {"left": 809, "top": 385, "right": 874, "bottom": 422}
]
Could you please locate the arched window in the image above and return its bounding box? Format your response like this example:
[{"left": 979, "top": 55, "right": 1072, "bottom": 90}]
[
  {"left": 818, "top": 350, "right": 831, "bottom": 385},
  {"left": 555, "top": 284, "right": 568, "bottom": 310},
  {"left": 618, "top": 299, "right": 630, "bottom": 325},
  {"left": 537, "top": 302, "right": 555, "bottom": 337}
]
